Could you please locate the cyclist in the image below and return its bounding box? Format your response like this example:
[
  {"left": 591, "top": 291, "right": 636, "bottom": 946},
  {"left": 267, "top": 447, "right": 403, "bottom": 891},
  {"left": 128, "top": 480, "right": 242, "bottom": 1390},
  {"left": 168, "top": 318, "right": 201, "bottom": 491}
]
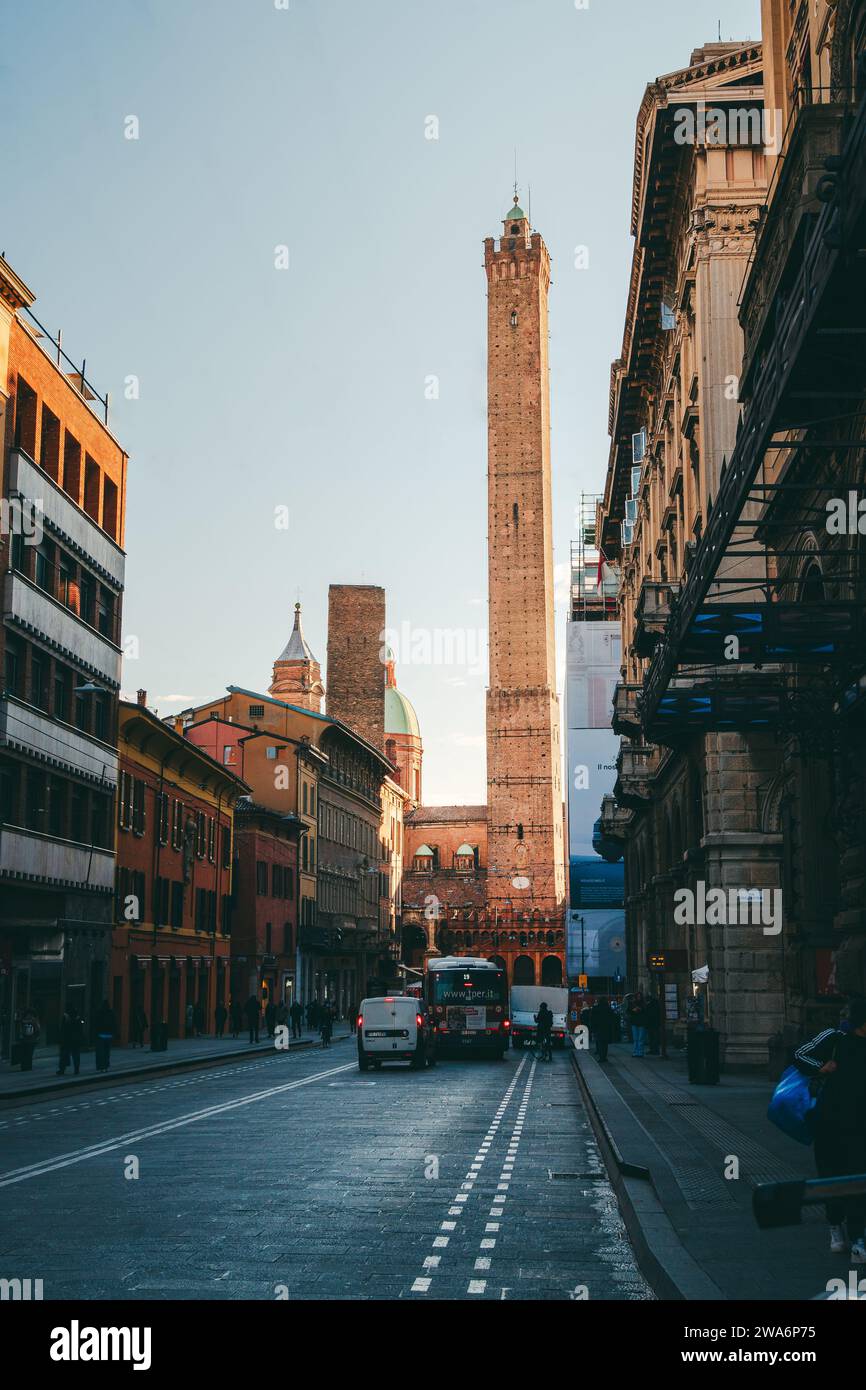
[{"left": 535, "top": 1001, "right": 553, "bottom": 1062}]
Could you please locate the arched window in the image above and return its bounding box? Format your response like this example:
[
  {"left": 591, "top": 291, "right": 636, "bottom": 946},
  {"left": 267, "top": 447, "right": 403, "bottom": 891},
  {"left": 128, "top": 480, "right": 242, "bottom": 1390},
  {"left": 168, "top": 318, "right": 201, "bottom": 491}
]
[
  {"left": 513, "top": 955, "right": 535, "bottom": 985},
  {"left": 541, "top": 956, "right": 562, "bottom": 986}
]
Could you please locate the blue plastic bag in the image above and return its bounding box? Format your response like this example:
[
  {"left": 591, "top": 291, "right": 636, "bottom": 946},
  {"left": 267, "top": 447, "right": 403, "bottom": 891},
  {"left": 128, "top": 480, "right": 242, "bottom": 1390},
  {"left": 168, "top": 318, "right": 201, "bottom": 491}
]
[{"left": 767, "top": 1064, "right": 819, "bottom": 1146}]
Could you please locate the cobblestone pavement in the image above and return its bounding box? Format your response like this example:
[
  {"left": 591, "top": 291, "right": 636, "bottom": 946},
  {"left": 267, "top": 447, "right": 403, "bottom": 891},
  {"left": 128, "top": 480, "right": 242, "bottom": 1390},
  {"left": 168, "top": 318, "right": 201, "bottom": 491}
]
[{"left": 0, "top": 1037, "right": 652, "bottom": 1301}]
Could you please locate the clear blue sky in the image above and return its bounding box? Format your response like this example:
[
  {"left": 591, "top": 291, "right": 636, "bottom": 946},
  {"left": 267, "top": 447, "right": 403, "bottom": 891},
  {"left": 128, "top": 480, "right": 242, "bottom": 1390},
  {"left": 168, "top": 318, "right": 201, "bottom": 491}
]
[{"left": 2, "top": 0, "right": 760, "bottom": 803}]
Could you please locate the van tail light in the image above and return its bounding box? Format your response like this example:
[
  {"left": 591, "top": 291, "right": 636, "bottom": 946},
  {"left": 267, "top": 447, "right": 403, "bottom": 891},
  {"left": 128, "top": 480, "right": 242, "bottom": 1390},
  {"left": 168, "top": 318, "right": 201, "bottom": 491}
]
[
  {"left": 416, "top": 1014, "right": 423, "bottom": 1027},
  {"left": 503, "top": 1019, "right": 511, "bottom": 1030},
  {"left": 357, "top": 1015, "right": 364, "bottom": 1028}
]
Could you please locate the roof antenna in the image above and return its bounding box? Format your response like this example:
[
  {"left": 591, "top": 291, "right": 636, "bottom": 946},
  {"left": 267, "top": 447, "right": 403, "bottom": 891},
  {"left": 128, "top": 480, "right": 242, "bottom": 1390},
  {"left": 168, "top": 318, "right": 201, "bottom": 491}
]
[{"left": 718, "top": 19, "right": 721, "bottom": 40}]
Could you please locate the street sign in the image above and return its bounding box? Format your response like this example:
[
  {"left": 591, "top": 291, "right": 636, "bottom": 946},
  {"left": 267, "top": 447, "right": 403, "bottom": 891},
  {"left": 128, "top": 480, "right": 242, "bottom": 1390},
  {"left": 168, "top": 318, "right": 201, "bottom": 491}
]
[{"left": 578, "top": 973, "right": 588, "bottom": 989}]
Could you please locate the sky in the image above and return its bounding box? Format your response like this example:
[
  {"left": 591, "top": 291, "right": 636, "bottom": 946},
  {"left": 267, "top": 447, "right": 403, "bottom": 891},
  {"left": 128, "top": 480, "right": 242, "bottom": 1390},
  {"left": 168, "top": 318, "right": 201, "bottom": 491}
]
[{"left": 2, "top": 0, "right": 761, "bottom": 804}]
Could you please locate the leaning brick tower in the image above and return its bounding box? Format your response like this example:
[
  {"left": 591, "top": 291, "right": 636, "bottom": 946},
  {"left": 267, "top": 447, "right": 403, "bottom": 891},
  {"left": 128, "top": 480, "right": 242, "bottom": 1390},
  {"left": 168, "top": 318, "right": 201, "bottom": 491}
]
[{"left": 484, "top": 195, "right": 566, "bottom": 926}]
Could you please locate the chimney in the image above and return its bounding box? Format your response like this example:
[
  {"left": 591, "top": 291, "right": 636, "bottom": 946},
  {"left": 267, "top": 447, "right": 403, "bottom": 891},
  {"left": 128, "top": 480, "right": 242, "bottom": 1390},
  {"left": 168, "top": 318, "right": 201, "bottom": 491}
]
[
  {"left": 137, "top": 689, "right": 147, "bottom": 707},
  {"left": 326, "top": 584, "right": 386, "bottom": 751}
]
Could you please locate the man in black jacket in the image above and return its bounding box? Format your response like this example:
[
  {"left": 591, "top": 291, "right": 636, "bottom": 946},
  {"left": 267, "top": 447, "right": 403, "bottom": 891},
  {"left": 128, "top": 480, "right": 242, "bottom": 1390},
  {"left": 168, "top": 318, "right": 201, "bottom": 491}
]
[
  {"left": 590, "top": 998, "right": 616, "bottom": 1063},
  {"left": 795, "top": 996, "right": 866, "bottom": 1262}
]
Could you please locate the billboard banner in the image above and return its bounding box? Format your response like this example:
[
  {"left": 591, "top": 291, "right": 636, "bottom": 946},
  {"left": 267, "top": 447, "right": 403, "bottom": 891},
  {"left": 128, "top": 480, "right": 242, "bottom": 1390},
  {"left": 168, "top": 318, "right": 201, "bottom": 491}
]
[{"left": 567, "top": 907, "right": 626, "bottom": 981}]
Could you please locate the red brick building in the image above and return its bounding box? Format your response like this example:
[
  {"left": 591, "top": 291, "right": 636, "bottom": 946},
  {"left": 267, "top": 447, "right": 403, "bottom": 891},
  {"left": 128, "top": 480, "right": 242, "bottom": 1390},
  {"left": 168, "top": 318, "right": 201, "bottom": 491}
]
[
  {"left": 230, "top": 798, "right": 301, "bottom": 1012},
  {"left": 111, "top": 698, "right": 248, "bottom": 1042}
]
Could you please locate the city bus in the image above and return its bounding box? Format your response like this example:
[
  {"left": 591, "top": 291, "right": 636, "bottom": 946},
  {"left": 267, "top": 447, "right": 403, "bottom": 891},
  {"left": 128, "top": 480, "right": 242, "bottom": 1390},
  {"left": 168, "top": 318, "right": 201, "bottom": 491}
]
[{"left": 424, "top": 956, "right": 510, "bottom": 1059}]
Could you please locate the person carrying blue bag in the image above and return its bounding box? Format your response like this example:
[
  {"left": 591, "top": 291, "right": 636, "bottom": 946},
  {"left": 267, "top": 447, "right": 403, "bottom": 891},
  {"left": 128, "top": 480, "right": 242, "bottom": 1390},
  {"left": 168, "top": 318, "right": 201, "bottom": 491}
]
[{"left": 786, "top": 997, "right": 866, "bottom": 1263}]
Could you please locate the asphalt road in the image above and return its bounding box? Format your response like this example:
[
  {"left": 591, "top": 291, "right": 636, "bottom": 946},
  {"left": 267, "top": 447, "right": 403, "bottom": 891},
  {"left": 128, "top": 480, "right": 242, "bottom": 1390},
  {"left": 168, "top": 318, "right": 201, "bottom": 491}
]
[{"left": 0, "top": 1037, "right": 652, "bottom": 1301}]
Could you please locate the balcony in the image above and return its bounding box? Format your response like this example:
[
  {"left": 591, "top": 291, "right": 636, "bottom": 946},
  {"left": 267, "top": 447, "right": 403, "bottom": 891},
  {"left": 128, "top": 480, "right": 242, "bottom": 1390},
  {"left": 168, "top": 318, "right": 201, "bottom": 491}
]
[
  {"left": 0, "top": 824, "right": 114, "bottom": 892},
  {"left": 4, "top": 573, "right": 121, "bottom": 686},
  {"left": 614, "top": 740, "right": 665, "bottom": 809},
  {"left": 740, "top": 102, "right": 847, "bottom": 391},
  {"left": 611, "top": 682, "right": 642, "bottom": 737},
  {"left": 7, "top": 449, "right": 125, "bottom": 588},
  {"left": 633, "top": 578, "right": 678, "bottom": 657},
  {"left": 0, "top": 696, "right": 118, "bottom": 788}
]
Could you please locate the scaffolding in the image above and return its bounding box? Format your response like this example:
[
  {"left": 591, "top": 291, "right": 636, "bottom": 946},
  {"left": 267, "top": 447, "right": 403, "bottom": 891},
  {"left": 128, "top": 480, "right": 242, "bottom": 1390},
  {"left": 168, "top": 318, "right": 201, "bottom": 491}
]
[{"left": 570, "top": 493, "right": 619, "bottom": 623}]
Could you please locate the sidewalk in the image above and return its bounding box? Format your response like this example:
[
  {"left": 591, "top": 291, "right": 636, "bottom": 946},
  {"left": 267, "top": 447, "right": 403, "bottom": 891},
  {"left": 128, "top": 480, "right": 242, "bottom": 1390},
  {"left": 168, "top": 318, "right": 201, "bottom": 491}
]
[
  {"left": 572, "top": 1041, "right": 851, "bottom": 1301},
  {"left": 0, "top": 1024, "right": 353, "bottom": 1102}
]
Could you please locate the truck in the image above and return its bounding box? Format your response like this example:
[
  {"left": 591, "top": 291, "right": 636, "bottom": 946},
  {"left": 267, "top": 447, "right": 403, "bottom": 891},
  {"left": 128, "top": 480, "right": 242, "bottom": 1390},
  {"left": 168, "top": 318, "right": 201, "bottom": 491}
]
[{"left": 509, "top": 985, "right": 569, "bottom": 1049}]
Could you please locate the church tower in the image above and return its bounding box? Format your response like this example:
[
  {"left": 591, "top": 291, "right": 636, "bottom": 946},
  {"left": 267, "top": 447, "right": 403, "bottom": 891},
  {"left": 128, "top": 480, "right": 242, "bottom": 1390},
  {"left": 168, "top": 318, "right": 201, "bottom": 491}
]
[
  {"left": 269, "top": 603, "right": 325, "bottom": 712},
  {"left": 484, "top": 195, "right": 566, "bottom": 920}
]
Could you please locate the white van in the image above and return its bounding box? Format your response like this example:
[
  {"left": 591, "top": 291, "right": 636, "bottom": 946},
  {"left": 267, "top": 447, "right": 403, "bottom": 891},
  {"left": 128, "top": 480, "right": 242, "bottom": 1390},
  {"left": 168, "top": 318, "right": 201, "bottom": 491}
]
[{"left": 357, "top": 995, "right": 436, "bottom": 1071}]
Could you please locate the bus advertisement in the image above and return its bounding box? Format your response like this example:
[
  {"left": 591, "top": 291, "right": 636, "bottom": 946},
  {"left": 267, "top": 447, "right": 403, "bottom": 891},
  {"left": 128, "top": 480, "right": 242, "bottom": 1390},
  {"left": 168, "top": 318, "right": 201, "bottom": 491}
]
[{"left": 424, "top": 957, "right": 509, "bottom": 1059}]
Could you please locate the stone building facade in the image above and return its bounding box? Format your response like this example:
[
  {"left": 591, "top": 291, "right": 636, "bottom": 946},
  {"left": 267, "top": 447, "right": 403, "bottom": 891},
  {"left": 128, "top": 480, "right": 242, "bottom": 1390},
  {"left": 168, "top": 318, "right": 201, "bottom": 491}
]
[{"left": 601, "top": 11, "right": 866, "bottom": 1066}]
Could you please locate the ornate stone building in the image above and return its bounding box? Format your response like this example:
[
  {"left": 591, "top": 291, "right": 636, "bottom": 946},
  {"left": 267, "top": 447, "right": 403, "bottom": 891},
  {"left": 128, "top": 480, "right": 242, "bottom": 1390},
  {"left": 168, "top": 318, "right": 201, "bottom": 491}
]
[{"left": 601, "top": 11, "right": 866, "bottom": 1066}]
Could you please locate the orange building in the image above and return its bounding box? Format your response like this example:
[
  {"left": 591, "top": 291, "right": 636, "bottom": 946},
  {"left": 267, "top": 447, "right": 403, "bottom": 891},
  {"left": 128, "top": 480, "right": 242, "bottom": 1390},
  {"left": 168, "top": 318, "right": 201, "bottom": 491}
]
[
  {"left": 111, "top": 699, "right": 248, "bottom": 1043},
  {"left": 0, "top": 255, "right": 128, "bottom": 1053}
]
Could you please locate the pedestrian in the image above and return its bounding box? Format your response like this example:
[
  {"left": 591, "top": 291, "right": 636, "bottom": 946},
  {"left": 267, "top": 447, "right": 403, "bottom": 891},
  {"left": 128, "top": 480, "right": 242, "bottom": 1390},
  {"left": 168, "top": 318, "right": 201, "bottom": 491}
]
[
  {"left": 590, "top": 997, "right": 616, "bottom": 1063},
  {"left": 347, "top": 1000, "right": 357, "bottom": 1035},
  {"left": 215, "top": 1002, "right": 227, "bottom": 1039},
  {"left": 645, "top": 993, "right": 661, "bottom": 1055},
  {"left": 16, "top": 1005, "right": 41, "bottom": 1071},
  {"left": 193, "top": 1000, "right": 205, "bottom": 1036},
  {"left": 245, "top": 994, "right": 261, "bottom": 1045},
  {"left": 94, "top": 999, "right": 116, "bottom": 1072},
  {"left": 309, "top": 999, "right": 320, "bottom": 1031},
  {"left": 290, "top": 999, "right": 303, "bottom": 1040},
  {"left": 275, "top": 1000, "right": 288, "bottom": 1034},
  {"left": 230, "top": 998, "right": 242, "bottom": 1039},
  {"left": 185, "top": 1001, "right": 195, "bottom": 1039},
  {"left": 320, "top": 1004, "right": 333, "bottom": 1048},
  {"left": 265, "top": 998, "right": 276, "bottom": 1038},
  {"left": 131, "top": 1004, "right": 148, "bottom": 1049},
  {"left": 795, "top": 996, "right": 866, "bottom": 1262},
  {"left": 57, "top": 1006, "right": 84, "bottom": 1076},
  {"left": 627, "top": 992, "right": 648, "bottom": 1058}
]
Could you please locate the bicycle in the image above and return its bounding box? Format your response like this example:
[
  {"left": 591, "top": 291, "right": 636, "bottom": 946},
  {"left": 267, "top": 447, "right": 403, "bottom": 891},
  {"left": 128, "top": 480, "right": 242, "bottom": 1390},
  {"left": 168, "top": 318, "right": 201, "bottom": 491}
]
[{"left": 529, "top": 1033, "right": 553, "bottom": 1062}]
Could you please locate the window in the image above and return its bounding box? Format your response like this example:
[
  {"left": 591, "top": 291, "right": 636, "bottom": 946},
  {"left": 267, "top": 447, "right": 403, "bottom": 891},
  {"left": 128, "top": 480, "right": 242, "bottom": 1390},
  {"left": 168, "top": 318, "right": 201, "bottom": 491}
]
[
  {"left": 272, "top": 863, "right": 281, "bottom": 897},
  {"left": 102, "top": 477, "right": 118, "bottom": 540},
  {"left": 70, "top": 784, "right": 87, "bottom": 841},
  {"left": 303, "top": 783, "right": 308, "bottom": 814},
  {"left": 93, "top": 693, "right": 109, "bottom": 743},
  {"left": 222, "top": 824, "right": 231, "bottom": 869},
  {"left": 47, "top": 776, "right": 65, "bottom": 838},
  {"left": 248, "top": 704, "right": 264, "bottom": 720},
  {"left": 309, "top": 786, "right": 315, "bottom": 815},
  {"left": 172, "top": 798, "right": 183, "bottom": 850},
  {"left": 154, "top": 876, "right": 170, "bottom": 926},
  {"left": 0, "top": 761, "right": 21, "bottom": 824},
  {"left": 15, "top": 376, "right": 37, "bottom": 456},
  {"left": 309, "top": 836, "right": 315, "bottom": 871},
  {"left": 54, "top": 663, "right": 71, "bottom": 723},
  {"left": 256, "top": 861, "right": 268, "bottom": 895},
  {"left": 283, "top": 921, "right": 292, "bottom": 954},
  {"left": 118, "top": 771, "right": 134, "bottom": 830},
  {"left": 196, "top": 810, "right": 206, "bottom": 857},
  {"left": 92, "top": 792, "right": 110, "bottom": 849},
  {"left": 31, "top": 650, "right": 49, "bottom": 711},
  {"left": 207, "top": 816, "right": 216, "bottom": 862},
  {"left": 132, "top": 778, "right": 146, "bottom": 835},
  {"left": 26, "top": 769, "right": 46, "bottom": 831},
  {"left": 170, "top": 880, "right": 184, "bottom": 929},
  {"left": 4, "top": 636, "right": 23, "bottom": 699},
  {"left": 302, "top": 836, "right": 308, "bottom": 872},
  {"left": 96, "top": 587, "right": 114, "bottom": 640},
  {"left": 34, "top": 539, "right": 54, "bottom": 594},
  {"left": 83, "top": 455, "right": 100, "bottom": 522},
  {"left": 63, "top": 432, "right": 82, "bottom": 503},
  {"left": 285, "top": 867, "right": 294, "bottom": 899},
  {"left": 265, "top": 922, "right": 272, "bottom": 954},
  {"left": 158, "top": 792, "right": 169, "bottom": 845},
  {"left": 40, "top": 405, "right": 61, "bottom": 481}
]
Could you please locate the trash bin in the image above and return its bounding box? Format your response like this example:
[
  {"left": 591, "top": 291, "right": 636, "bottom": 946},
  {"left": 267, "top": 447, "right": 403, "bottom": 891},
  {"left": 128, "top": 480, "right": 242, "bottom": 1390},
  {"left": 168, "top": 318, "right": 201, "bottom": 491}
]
[
  {"left": 150, "top": 1021, "right": 168, "bottom": 1053},
  {"left": 687, "top": 1027, "right": 720, "bottom": 1084}
]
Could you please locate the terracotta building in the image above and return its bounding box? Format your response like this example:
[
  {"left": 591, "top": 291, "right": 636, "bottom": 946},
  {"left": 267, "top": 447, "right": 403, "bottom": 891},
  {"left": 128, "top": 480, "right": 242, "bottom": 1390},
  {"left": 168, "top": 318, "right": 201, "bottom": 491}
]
[
  {"left": 0, "top": 255, "right": 128, "bottom": 1053},
  {"left": 112, "top": 699, "right": 247, "bottom": 1043},
  {"left": 230, "top": 798, "right": 302, "bottom": 1013}
]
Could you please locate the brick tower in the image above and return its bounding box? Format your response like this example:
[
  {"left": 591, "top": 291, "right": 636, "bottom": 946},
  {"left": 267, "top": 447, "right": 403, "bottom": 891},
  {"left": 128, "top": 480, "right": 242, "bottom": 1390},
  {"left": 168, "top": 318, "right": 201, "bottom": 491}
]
[
  {"left": 326, "top": 584, "right": 386, "bottom": 752},
  {"left": 484, "top": 195, "right": 565, "bottom": 921}
]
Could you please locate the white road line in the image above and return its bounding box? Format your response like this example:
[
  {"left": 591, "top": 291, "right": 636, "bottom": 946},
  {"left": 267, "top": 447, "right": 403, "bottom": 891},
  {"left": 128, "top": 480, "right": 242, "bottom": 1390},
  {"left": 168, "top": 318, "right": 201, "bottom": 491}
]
[
  {"left": 0, "top": 1061, "right": 355, "bottom": 1188},
  {"left": 469, "top": 1058, "right": 537, "bottom": 1298},
  {"left": 409, "top": 1057, "right": 528, "bottom": 1296}
]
